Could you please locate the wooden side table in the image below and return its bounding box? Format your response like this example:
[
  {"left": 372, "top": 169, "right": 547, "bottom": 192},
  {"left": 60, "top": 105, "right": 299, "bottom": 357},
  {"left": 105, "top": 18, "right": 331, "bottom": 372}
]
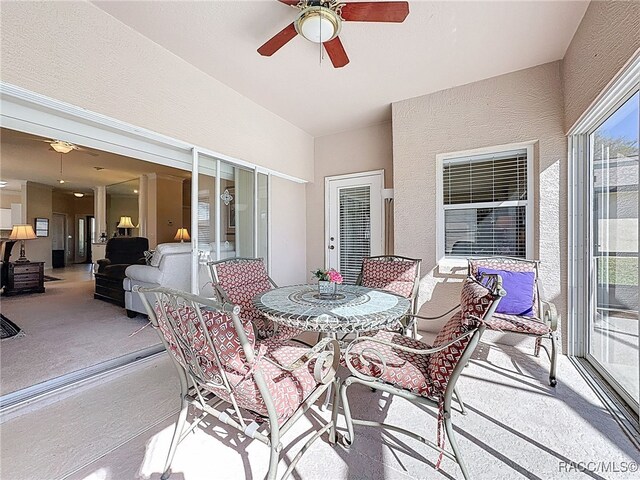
[{"left": 4, "top": 261, "right": 45, "bottom": 296}]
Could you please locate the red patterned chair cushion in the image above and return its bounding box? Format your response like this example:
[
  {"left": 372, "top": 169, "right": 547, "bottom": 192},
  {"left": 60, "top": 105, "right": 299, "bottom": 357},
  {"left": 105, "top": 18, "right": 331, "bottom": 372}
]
[
  {"left": 155, "top": 303, "right": 318, "bottom": 425},
  {"left": 214, "top": 259, "right": 299, "bottom": 340},
  {"left": 360, "top": 257, "right": 419, "bottom": 299},
  {"left": 486, "top": 313, "right": 550, "bottom": 335},
  {"left": 155, "top": 303, "right": 255, "bottom": 377},
  {"left": 346, "top": 330, "right": 435, "bottom": 398}
]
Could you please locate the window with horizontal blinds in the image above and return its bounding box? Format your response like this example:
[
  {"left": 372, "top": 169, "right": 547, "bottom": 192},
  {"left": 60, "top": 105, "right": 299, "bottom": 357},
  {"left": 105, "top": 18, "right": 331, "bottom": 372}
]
[
  {"left": 441, "top": 148, "right": 530, "bottom": 258},
  {"left": 339, "top": 186, "right": 371, "bottom": 284}
]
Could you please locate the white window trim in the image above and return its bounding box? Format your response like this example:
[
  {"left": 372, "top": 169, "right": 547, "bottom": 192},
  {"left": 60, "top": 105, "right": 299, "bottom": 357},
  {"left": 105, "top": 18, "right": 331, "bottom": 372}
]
[{"left": 436, "top": 141, "right": 535, "bottom": 268}]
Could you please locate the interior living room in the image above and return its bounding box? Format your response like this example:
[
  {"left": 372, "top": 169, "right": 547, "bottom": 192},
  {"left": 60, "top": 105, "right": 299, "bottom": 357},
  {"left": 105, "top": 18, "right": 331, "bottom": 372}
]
[{"left": 0, "top": 1, "right": 639, "bottom": 480}]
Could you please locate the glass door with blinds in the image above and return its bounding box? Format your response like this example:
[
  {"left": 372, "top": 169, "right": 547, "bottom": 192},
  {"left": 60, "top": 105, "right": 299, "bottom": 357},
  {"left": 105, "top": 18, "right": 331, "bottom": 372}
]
[
  {"left": 438, "top": 146, "right": 533, "bottom": 260},
  {"left": 326, "top": 172, "right": 383, "bottom": 284},
  {"left": 587, "top": 90, "right": 639, "bottom": 408}
]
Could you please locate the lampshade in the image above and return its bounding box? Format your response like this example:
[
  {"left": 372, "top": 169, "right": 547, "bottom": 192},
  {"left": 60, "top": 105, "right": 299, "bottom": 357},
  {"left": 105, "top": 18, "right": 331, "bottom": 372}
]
[
  {"left": 174, "top": 228, "right": 190, "bottom": 242},
  {"left": 296, "top": 7, "right": 340, "bottom": 43},
  {"left": 117, "top": 216, "right": 135, "bottom": 229},
  {"left": 9, "top": 224, "right": 37, "bottom": 240}
]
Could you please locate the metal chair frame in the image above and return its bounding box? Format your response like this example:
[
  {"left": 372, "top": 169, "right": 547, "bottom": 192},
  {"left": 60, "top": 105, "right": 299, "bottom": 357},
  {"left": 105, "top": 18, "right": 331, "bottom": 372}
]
[
  {"left": 468, "top": 256, "right": 559, "bottom": 387},
  {"left": 336, "top": 275, "right": 505, "bottom": 480},
  {"left": 136, "top": 286, "right": 340, "bottom": 480},
  {"left": 356, "top": 255, "right": 422, "bottom": 338}
]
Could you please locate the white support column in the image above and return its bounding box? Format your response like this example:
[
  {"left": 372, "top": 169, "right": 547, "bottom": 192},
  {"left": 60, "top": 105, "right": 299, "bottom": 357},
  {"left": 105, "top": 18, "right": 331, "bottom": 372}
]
[
  {"left": 138, "top": 174, "right": 148, "bottom": 238},
  {"left": 93, "top": 185, "right": 107, "bottom": 240}
]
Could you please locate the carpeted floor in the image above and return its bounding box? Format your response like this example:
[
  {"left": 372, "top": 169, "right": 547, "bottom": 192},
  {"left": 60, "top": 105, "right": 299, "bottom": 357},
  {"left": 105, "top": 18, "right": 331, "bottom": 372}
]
[
  {"left": 1, "top": 337, "right": 637, "bottom": 480},
  {"left": 0, "top": 265, "right": 159, "bottom": 395}
]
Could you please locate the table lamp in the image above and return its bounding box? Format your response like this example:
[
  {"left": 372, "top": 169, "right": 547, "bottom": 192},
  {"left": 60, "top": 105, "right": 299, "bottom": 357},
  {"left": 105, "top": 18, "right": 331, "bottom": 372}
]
[
  {"left": 117, "top": 216, "right": 135, "bottom": 236},
  {"left": 174, "top": 227, "right": 190, "bottom": 242},
  {"left": 9, "top": 224, "right": 37, "bottom": 263}
]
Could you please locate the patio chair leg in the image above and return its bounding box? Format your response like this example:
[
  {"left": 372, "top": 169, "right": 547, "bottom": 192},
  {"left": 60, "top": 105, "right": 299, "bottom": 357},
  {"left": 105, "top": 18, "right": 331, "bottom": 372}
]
[
  {"left": 444, "top": 411, "right": 470, "bottom": 480},
  {"left": 549, "top": 333, "right": 558, "bottom": 387},
  {"left": 266, "top": 443, "right": 279, "bottom": 480},
  {"left": 339, "top": 379, "right": 355, "bottom": 446},
  {"left": 161, "top": 382, "right": 189, "bottom": 479},
  {"left": 534, "top": 337, "right": 542, "bottom": 357},
  {"left": 453, "top": 386, "right": 467, "bottom": 415},
  {"left": 329, "top": 379, "right": 341, "bottom": 445}
]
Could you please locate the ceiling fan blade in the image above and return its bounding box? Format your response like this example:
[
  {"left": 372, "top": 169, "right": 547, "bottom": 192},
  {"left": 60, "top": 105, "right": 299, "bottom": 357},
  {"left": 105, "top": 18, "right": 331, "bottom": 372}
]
[
  {"left": 323, "top": 37, "right": 349, "bottom": 68},
  {"left": 340, "top": 2, "right": 409, "bottom": 22},
  {"left": 258, "top": 22, "right": 298, "bottom": 56}
]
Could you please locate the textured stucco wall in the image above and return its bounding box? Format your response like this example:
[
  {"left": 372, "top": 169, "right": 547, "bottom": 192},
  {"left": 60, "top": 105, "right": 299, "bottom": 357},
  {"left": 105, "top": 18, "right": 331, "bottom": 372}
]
[
  {"left": 271, "top": 176, "right": 307, "bottom": 286},
  {"left": 307, "top": 122, "right": 393, "bottom": 274},
  {"left": 393, "top": 61, "right": 568, "bottom": 350},
  {"left": 562, "top": 0, "right": 640, "bottom": 131},
  {"left": 0, "top": 0, "right": 314, "bottom": 182}
]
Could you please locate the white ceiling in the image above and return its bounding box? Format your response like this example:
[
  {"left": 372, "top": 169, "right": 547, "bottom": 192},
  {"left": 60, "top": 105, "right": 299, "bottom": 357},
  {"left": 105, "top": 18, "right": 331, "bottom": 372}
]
[
  {"left": 0, "top": 128, "right": 189, "bottom": 193},
  {"left": 93, "top": 0, "right": 589, "bottom": 137}
]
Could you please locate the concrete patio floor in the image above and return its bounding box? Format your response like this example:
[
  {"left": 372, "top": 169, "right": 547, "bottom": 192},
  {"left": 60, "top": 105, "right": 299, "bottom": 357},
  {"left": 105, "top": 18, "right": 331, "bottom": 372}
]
[{"left": 1, "top": 336, "right": 639, "bottom": 480}]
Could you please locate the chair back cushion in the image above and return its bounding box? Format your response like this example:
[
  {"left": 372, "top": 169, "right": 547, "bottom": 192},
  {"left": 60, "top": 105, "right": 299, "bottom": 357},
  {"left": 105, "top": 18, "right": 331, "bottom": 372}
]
[
  {"left": 428, "top": 277, "right": 497, "bottom": 393},
  {"left": 155, "top": 302, "right": 255, "bottom": 381},
  {"left": 104, "top": 237, "right": 149, "bottom": 265},
  {"left": 149, "top": 242, "right": 191, "bottom": 267},
  {"left": 470, "top": 258, "right": 538, "bottom": 317},
  {"left": 214, "top": 259, "right": 274, "bottom": 337},
  {"left": 360, "top": 256, "right": 420, "bottom": 299}
]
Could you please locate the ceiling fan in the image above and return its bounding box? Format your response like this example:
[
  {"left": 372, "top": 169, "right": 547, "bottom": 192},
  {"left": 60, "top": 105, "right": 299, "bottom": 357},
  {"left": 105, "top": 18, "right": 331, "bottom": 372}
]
[
  {"left": 258, "top": 0, "right": 410, "bottom": 68},
  {"left": 35, "top": 138, "right": 99, "bottom": 156}
]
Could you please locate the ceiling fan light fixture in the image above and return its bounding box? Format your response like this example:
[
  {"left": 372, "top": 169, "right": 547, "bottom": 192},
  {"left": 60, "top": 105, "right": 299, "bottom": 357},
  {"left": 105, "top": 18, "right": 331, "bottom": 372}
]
[
  {"left": 50, "top": 140, "right": 77, "bottom": 154},
  {"left": 296, "top": 6, "right": 340, "bottom": 43}
]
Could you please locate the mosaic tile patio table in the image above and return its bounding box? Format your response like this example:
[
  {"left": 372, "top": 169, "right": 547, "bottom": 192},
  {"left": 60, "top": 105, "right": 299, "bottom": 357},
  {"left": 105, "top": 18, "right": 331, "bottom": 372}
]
[{"left": 253, "top": 284, "right": 411, "bottom": 335}]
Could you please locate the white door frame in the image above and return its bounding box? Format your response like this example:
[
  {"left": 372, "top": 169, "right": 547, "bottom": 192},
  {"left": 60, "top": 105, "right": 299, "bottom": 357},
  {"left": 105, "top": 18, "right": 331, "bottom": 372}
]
[{"left": 324, "top": 169, "right": 385, "bottom": 271}]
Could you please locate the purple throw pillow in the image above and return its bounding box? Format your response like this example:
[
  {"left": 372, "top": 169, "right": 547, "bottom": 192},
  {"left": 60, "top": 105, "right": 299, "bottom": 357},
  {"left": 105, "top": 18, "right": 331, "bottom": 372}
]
[{"left": 477, "top": 267, "right": 535, "bottom": 316}]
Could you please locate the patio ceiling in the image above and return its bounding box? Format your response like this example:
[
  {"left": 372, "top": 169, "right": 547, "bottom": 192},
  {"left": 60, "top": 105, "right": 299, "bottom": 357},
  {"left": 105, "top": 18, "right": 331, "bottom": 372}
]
[{"left": 92, "top": 0, "right": 589, "bottom": 137}]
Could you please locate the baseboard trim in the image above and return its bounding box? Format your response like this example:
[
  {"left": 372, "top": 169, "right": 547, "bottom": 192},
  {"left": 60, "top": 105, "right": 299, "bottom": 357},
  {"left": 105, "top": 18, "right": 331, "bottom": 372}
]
[{"left": 0, "top": 345, "right": 164, "bottom": 420}]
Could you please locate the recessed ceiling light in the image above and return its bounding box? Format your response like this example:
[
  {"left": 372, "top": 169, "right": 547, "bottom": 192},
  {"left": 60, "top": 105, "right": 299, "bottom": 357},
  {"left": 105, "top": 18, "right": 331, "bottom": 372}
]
[
  {"left": 133, "top": 189, "right": 138, "bottom": 194},
  {"left": 73, "top": 192, "right": 84, "bottom": 198},
  {"left": 0, "top": 181, "right": 7, "bottom": 188},
  {"left": 58, "top": 179, "right": 65, "bottom": 184}
]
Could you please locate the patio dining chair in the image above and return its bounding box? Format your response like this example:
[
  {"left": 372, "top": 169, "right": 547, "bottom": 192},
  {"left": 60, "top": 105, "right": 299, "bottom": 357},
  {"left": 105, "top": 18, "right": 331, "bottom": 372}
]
[
  {"left": 208, "top": 257, "right": 301, "bottom": 341},
  {"left": 338, "top": 274, "right": 505, "bottom": 480},
  {"left": 468, "top": 257, "right": 559, "bottom": 387},
  {"left": 136, "top": 286, "right": 340, "bottom": 480},
  {"left": 356, "top": 255, "right": 422, "bottom": 338}
]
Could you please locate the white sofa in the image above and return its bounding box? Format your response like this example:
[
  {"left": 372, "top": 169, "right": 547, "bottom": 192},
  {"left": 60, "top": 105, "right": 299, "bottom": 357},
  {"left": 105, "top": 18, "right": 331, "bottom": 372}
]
[{"left": 123, "top": 243, "right": 213, "bottom": 317}]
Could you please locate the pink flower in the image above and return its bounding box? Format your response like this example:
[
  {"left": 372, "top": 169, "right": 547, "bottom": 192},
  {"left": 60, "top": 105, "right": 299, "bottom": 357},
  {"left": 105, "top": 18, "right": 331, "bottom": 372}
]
[{"left": 327, "top": 269, "right": 343, "bottom": 284}]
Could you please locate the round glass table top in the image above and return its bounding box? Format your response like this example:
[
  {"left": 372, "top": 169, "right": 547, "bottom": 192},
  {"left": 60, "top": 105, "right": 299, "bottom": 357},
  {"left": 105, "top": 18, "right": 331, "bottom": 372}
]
[{"left": 253, "top": 284, "right": 411, "bottom": 333}]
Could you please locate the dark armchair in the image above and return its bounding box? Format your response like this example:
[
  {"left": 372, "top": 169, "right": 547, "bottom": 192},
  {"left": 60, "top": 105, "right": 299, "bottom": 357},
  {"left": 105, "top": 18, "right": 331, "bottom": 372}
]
[{"left": 94, "top": 237, "right": 148, "bottom": 307}]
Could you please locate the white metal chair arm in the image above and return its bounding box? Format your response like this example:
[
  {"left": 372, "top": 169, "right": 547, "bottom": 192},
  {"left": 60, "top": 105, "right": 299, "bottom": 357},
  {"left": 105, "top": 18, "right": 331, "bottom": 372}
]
[
  {"left": 541, "top": 300, "right": 558, "bottom": 332},
  {"left": 262, "top": 337, "right": 340, "bottom": 385}
]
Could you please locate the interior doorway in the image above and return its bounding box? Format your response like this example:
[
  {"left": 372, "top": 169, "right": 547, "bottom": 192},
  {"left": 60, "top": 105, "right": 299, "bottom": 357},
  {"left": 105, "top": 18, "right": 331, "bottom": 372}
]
[{"left": 51, "top": 212, "right": 66, "bottom": 268}]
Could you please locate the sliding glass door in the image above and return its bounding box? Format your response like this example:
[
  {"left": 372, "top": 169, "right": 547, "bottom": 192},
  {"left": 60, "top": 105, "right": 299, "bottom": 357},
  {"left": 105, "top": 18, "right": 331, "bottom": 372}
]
[
  {"left": 588, "top": 91, "right": 639, "bottom": 408},
  {"left": 193, "top": 152, "right": 267, "bottom": 293}
]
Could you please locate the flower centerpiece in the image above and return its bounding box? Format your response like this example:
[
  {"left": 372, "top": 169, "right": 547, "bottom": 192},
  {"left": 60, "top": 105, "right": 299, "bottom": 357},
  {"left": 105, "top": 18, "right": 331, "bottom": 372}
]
[{"left": 312, "top": 268, "right": 343, "bottom": 298}]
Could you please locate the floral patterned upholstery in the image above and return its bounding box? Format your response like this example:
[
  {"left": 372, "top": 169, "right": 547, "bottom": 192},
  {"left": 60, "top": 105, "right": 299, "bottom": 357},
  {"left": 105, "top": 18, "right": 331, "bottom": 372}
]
[
  {"left": 213, "top": 259, "right": 300, "bottom": 340},
  {"left": 360, "top": 256, "right": 420, "bottom": 299},
  {"left": 155, "top": 302, "right": 318, "bottom": 425}
]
